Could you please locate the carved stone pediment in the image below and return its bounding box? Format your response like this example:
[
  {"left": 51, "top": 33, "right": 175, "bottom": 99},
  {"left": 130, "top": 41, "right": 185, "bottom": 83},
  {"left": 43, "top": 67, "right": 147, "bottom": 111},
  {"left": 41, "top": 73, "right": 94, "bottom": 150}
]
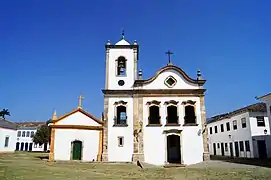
[
  {"left": 146, "top": 100, "right": 161, "bottom": 105},
  {"left": 181, "top": 100, "right": 196, "bottom": 105},
  {"left": 113, "top": 100, "right": 127, "bottom": 106},
  {"left": 164, "top": 100, "right": 179, "bottom": 105}
]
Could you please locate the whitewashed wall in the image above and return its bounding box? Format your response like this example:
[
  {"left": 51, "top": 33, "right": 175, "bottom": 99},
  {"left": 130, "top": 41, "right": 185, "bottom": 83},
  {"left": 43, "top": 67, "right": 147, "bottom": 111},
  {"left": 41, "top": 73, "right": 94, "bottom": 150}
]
[
  {"left": 107, "top": 48, "right": 135, "bottom": 90},
  {"left": 0, "top": 127, "right": 17, "bottom": 152},
  {"left": 207, "top": 111, "right": 271, "bottom": 158},
  {"left": 143, "top": 96, "right": 203, "bottom": 165},
  {"left": 141, "top": 70, "right": 198, "bottom": 90},
  {"left": 54, "top": 129, "right": 100, "bottom": 161},
  {"left": 107, "top": 97, "right": 133, "bottom": 162}
]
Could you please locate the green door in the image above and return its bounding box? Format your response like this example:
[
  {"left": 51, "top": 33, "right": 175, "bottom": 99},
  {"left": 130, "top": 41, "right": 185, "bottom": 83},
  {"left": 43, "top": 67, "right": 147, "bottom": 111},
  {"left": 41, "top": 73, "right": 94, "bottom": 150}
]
[{"left": 72, "top": 141, "right": 82, "bottom": 160}]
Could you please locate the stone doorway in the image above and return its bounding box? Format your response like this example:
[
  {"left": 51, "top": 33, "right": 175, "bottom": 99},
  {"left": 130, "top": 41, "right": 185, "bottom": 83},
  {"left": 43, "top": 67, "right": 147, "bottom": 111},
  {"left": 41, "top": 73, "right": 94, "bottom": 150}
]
[
  {"left": 71, "top": 140, "right": 82, "bottom": 160},
  {"left": 167, "top": 135, "right": 181, "bottom": 163}
]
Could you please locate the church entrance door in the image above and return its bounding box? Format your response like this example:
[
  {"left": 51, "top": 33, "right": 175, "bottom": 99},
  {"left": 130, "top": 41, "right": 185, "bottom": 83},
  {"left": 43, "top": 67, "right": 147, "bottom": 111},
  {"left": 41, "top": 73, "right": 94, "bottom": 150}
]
[
  {"left": 72, "top": 140, "right": 82, "bottom": 160},
  {"left": 167, "top": 135, "right": 181, "bottom": 163}
]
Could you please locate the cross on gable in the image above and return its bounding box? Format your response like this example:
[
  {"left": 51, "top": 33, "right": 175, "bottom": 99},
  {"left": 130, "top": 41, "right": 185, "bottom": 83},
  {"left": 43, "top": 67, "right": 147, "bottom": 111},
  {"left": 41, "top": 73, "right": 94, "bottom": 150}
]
[
  {"left": 165, "top": 50, "right": 173, "bottom": 65},
  {"left": 78, "top": 95, "right": 84, "bottom": 108}
]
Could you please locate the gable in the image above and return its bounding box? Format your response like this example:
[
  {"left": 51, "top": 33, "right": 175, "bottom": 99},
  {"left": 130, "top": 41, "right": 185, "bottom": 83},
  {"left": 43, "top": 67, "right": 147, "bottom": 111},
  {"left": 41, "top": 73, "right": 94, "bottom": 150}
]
[
  {"left": 53, "top": 109, "right": 103, "bottom": 127},
  {"left": 141, "top": 69, "right": 199, "bottom": 90}
]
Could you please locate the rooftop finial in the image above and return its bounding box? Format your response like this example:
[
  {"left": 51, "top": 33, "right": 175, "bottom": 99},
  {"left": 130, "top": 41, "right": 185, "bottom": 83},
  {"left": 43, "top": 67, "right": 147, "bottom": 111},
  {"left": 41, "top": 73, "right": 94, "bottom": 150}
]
[
  {"left": 165, "top": 50, "right": 173, "bottom": 65},
  {"left": 78, "top": 95, "right": 84, "bottom": 109},
  {"left": 121, "top": 29, "right": 125, "bottom": 39},
  {"left": 52, "top": 110, "right": 57, "bottom": 120}
]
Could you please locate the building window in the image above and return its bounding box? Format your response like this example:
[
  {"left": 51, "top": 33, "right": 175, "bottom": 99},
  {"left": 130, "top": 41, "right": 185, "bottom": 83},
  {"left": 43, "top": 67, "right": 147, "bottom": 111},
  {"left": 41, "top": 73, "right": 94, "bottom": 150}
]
[
  {"left": 225, "top": 143, "right": 228, "bottom": 152},
  {"left": 146, "top": 100, "right": 161, "bottom": 125},
  {"left": 4, "top": 136, "right": 9, "bottom": 147},
  {"left": 34, "top": 143, "right": 37, "bottom": 148},
  {"left": 39, "top": 144, "right": 42, "bottom": 148},
  {"left": 217, "top": 143, "right": 220, "bottom": 148},
  {"left": 220, "top": 124, "right": 224, "bottom": 132},
  {"left": 118, "top": 136, "right": 124, "bottom": 147},
  {"left": 239, "top": 141, "right": 244, "bottom": 151},
  {"left": 22, "top": 131, "right": 26, "bottom": 137},
  {"left": 256, "top": 116, "right": 265, "bottom": 127},
  {"left": 241, "top": 118, "right": 246, "bottom": 128},
  {"left": 17, "top": 131, "right": 21, "bottom": 137},
  {"left": 165, "top": 100, "right": 179, "bottom": 124},
  {"left": 209, "top": 127, "right": 212, "bottom": 134},
  {"left": 226, "top": 122, "right": 230, "bottom": 131},
  {"left": 26, "top": 131, "right": 30, "bottom": 137},
  {"left": 116, "top": 56, "right": 127, "bottom": 76},
  {"left": 30, "top": 131, "right": 35, "bottom": 137},
  {"left": 113, "top": 101, "right": 128, "bottom": 126},
  {"left": 245, "top": 141, "right": 250, "bottom": 151},
  {"left": 214, "top": 126, "right": 218, "bottom": 133},
  {"left": 233, "top": 120, "right": 237, "bottom": 130},
  {"left": 184, "top": 105, "right": 196, "bottom": 124}
]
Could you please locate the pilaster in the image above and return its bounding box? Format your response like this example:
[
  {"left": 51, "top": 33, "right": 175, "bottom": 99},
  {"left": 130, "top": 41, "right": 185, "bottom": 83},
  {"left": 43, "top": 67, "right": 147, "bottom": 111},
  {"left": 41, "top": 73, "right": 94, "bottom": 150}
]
[
  {"left": 49, "top": 127, "right": 55, "bottom": 161},
  {"left": 102, "top": 97, "right": 109, "bottom": 161},
  {"left": 133, "top": 47, "right": 138, "bottom": 80},
  {"left": 105, "top": 48, "right": 110, "bottom": 89},
  {"left": 132, "top": 95, "right": 144, "bottom": 162},
  {"left": 200, "top": 95, "right": 210, "bottom": 160}
]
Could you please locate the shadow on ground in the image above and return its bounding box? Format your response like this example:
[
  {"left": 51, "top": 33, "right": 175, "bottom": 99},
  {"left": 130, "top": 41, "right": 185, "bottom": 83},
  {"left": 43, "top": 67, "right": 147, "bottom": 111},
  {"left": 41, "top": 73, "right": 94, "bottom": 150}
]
[{"left": 211, "top": 155, "right": 271, "bottom": 168}]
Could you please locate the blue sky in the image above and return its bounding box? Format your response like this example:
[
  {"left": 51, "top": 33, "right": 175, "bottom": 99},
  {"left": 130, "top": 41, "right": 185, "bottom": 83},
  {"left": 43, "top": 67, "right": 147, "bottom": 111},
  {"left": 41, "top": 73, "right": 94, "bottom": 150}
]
[{"left": 1, "top": 0, "right": 270, "bottom": 122}]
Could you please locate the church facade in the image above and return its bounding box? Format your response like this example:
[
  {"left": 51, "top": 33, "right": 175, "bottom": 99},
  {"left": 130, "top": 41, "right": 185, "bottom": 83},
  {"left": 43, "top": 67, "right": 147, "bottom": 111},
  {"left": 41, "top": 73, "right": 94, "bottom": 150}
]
[{"left": 101, "top": 34, "right": 210, "bottom": 165}]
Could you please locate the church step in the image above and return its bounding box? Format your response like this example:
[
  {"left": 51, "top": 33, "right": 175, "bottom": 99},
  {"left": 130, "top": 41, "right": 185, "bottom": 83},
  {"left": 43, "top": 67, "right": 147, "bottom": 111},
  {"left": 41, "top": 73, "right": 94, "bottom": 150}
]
[{"left": 163, "top": 163, "right": 186, "bottom": 168}]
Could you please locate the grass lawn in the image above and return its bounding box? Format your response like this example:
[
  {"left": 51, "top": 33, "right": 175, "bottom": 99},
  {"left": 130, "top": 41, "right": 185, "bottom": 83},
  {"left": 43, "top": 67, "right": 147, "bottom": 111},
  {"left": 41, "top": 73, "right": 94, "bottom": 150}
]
[{"left": 1, "top": 152, "right": 271, "bottom": 180}]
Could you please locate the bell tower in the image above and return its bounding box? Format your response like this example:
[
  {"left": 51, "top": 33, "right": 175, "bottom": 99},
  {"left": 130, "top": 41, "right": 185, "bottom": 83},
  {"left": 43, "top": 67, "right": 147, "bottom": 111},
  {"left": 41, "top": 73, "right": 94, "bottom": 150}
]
[{"left": 104, "top": 32, "right": 139, "bottom": 90}]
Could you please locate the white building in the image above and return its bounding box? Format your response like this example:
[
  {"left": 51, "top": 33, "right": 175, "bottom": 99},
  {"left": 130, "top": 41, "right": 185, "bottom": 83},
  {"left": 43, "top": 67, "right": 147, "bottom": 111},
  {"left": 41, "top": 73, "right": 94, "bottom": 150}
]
[
  {"left": 16, "top": 122, "right": 49, "bottom": 152},
  {"left": 102, "top": 33, "right": 209, "bottom": 166},
  {"left": 48, "top": 105, "right": 103, "bottom": 162},
  {"left": 0, "top": 119, "right": 17, "bottom": 153},
  {"left": 256, "top": 92, "right": 271, "bottom": 130},
  {"left": 207, "top": 102, "right": 271, "bottom": 159}
]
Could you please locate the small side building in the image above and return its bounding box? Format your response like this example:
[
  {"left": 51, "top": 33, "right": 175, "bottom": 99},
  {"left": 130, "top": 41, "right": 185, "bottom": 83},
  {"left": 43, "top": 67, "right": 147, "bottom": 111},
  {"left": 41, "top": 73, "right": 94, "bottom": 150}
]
[
  {"left": 207, "top": 103, "right": 271, "bottom": 159},
  {"left": 48, "top": 105, "right": 103, "bottom": 162},
  {"left": 256, "top": 92, "right": 271, "bottom": 132},
  {"left": 0, "top": 119, "right": 17, "bottom": 153}
]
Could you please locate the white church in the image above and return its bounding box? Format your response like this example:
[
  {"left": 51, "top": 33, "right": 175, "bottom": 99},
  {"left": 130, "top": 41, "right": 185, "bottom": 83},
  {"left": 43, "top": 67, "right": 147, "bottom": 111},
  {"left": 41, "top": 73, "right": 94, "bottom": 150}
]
[{"left": 49, "top": 33, "right": 210, "bottom": 166}]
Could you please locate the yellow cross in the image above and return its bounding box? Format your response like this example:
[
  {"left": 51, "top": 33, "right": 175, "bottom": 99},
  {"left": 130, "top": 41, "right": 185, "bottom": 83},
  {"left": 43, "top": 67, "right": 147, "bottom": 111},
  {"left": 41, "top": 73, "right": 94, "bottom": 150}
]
[{"left": 78, "top": 95, "right": 84, "bottom": 108}]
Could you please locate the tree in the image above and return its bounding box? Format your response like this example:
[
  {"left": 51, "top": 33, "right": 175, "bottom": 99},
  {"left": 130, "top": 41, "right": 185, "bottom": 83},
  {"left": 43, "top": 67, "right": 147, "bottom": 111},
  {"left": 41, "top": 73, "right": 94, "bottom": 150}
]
[
  {"left": 0, "top": 109, "right": 10, "bottom": 120},
  {"left": 32, "top": 119, "right": 52, "bottom": 147}
]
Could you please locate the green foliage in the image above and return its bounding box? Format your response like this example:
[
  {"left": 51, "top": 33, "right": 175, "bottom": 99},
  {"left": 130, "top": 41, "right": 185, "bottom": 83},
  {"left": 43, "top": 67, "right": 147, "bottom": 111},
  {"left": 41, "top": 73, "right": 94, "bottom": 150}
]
[
  {"left": 0, "top": 109, "right": 10, "bottom": 119},
  {"left": 32, "top": 119, "right": 52, "bottom": 146}
]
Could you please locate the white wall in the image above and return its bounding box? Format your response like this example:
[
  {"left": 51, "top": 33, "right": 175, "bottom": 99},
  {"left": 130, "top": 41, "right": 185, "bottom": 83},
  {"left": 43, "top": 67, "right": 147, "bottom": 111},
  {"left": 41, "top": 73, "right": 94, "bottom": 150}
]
[
  {"left": 0, "top": 127, "right": 17, "bottom": 152},
  {"left": 107, "top": 48, "right": 135, "bottom": 90},
  {"left": 107, "top": 97, "right": 133, "bottom": 162},
  {"left": 16, "top": 129, "right": 49, "bottom": 152},
  {"left": 141, "top": 70, "right": 198, "bottom": 90},
  {"left": 143, "top": 96, "right": 203, "bottom": 165},
  {"left": 249, "top": 112, "right": 270, "bottom": 136},
  {"left": 207, "top": 112, "right": 254, "bottom": 158},
  {"left": 54, "top": 129, "right": 100, "bottom": 161},
  {"left": 56, "top": 112, "right": 100, "bottom": 126}
]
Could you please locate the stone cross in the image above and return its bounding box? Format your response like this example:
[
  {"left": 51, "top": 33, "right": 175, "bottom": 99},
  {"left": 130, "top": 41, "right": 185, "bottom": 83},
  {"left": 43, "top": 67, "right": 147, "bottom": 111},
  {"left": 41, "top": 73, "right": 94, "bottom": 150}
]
[
  {"left": 165, "top": 50, "right": 173, "bottom": 65},
  {"left": 78, "top": 95, "right": 84, "bottom": 108}
]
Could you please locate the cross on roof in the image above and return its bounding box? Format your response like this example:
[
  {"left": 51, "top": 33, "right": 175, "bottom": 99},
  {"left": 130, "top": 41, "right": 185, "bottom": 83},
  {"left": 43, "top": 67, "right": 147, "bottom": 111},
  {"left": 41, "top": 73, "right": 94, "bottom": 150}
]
[
  {"left": 165, "top": 50, "right": 173, "bottom": 65},
  {"left": 78, "top": 95, "right": 84, "bottom": 108}
]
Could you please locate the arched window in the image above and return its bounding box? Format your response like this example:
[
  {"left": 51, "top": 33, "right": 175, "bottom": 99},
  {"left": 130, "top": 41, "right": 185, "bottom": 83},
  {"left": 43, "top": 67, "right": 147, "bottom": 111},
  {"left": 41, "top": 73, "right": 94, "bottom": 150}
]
[
  {"left": 113, "top": 100, "right": 128, "bottom": 126},
  {"left": 26, "top": 131, "right": 30, "bottom": 137},
  {"left": 22, "top": 131, "right": 26, "bottom": 137},
  {"left": 17, "top": 131, "right": 21, "bottom": 137},
  {"left": 30, "top": 131, "right": 35, "bottom": 137},
  {"left": 116, "top": 56, "right": 127, "bottom": 76},
  {"left": 167, "top": 105, "right": 178, "bottom": 124},
  {"left": 148, "top": 105, "right": 161, "bottom": 124},
  {"left": 184, "top": 105, "right": 196, "bottom": 124}
]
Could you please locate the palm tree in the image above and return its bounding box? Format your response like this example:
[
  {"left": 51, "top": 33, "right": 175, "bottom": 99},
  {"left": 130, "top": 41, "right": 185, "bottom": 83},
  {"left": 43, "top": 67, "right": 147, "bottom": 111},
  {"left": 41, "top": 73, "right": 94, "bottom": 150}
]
[{"left": 0, "top": 109, "right": 10, "bottom": 120}]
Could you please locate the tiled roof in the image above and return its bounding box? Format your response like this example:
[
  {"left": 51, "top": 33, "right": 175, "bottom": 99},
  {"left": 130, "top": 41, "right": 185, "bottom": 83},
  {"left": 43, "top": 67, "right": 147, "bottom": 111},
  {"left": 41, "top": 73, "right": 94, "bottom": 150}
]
[
  {"left": 16, "top": 122, "right": 46, "bottom": 128},
  {"left": 0, "top": 119, "right": 17, "bottom": 130},
  {"left": 207, "top": 102, "right": 266, "bottom": 124}
]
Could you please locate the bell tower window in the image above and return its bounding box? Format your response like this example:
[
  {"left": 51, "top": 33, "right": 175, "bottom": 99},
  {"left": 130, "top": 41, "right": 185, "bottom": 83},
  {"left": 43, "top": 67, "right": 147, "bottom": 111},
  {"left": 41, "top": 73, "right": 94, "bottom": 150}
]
[{"left": 116, "top": 56, "right": 127, "bottom": 76}]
